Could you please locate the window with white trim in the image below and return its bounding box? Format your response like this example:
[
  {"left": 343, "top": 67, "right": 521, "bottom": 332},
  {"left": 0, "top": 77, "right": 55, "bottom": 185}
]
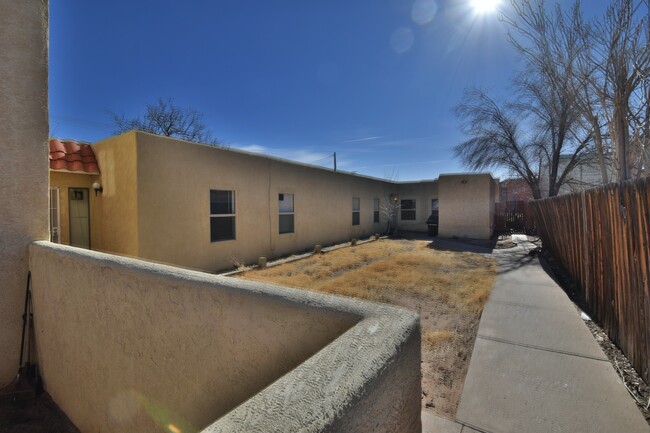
[
  {"left": 352, "top": 197, "right": 360, "bottom": 225},
  {"left": 401, "top": 199, "right": 416, "bottom": 220},
  {"left": 210, "top": 190, "right": 235, "bottom": 241},
  {"left": 49, "top": 188, "right": 60, "bottom": 243},
  {"left": 279, "top": 193, "right": 294, "bottom": 234},
  {"left": 373, "top": 198, "right": 380, "bottom": 223}
]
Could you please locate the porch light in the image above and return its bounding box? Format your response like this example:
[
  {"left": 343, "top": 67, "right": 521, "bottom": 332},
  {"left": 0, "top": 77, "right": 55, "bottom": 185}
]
[{"left": 92, "top": 181, "right": 103, "bottom": 196}]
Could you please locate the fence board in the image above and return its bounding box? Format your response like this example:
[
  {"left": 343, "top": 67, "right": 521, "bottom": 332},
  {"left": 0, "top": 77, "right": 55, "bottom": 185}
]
[{"left": 530, "top": 177, "right": 650, "bottom": 382}]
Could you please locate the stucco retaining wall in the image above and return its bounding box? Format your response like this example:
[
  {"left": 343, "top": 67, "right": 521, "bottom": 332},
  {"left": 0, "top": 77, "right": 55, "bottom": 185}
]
[
  {"left": 29, "top": 241, "right": 421, "bottom": 433},
  {"left": 0, "top": 0, "right": 49, "bottom": 386}
]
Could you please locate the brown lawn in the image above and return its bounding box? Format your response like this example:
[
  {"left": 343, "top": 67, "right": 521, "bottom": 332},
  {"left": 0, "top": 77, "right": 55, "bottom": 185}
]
[{"left": 234, "top": 238, "right": 497, "bottom": 419}]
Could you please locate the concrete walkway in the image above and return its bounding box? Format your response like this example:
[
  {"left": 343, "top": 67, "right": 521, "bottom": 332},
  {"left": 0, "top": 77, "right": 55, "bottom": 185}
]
[{"left": 449, "top": 240, "right": 650, "bottom": 433}]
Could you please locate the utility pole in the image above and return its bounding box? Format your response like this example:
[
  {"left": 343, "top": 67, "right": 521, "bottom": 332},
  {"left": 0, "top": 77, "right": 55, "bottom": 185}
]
[{"left": 333, "top": 152, "right": 337, "bottom": 171}]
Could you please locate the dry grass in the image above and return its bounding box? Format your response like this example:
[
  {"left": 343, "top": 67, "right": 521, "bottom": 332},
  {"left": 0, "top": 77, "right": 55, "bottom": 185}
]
[
  {"left": 240, "top": 239, "right": 495, "bottom": 313},
  {"left": 235, "top": 238, "right": 497, "bottom": 419},
  {"left": 423, "top": 330, "right": 456, "bottom": 348}
]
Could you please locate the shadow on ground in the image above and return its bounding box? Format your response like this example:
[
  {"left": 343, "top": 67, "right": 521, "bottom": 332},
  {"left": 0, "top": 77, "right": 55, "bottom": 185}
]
[{"left": 0, "top": 392, "right": 79, "bottom": 433}]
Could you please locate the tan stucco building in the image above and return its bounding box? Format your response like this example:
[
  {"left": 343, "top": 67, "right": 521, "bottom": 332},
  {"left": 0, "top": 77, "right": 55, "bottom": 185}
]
[
  {"left": 438, "top": 173, "right": 500, "bottom": 240},
  {"left": 49, "top": 132, "right": 499, "bottom": 272}
]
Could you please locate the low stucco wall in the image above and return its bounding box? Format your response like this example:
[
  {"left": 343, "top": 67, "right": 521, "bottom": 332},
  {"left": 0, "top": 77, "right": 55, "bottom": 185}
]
[{"left": 29, "top": 242, "right": 421, "bottom": 433}]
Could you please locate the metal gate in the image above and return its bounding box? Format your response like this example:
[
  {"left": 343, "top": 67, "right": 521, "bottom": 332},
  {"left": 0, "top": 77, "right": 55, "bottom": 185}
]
[{"left": 494, "top": 201, "right": 536, "bottom": 234}]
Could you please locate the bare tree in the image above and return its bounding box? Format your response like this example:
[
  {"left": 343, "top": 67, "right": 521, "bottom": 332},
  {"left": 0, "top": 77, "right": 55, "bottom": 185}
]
[
  {"left": 456, "top": 1, "right": 648, "bottom": 193},
  {"left": 380, "top": 195, "right": 400, "bottom": 234},
  {"left": 111, "top": 98, "right": 221, "bottom": 146},
  {"left": 591, "top": 0, "right": 649, "bottom": 180},
  {"left": 455, "top": 89, "right": 545, "bottom": 198},
  {"left": 455, "top": 1, "right": 593, "bottom": 198}
]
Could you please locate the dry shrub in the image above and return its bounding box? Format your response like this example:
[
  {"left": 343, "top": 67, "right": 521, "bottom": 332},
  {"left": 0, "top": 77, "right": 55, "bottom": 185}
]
[{"left": 423, "top": 330, "right": 456, "bottom": 348}]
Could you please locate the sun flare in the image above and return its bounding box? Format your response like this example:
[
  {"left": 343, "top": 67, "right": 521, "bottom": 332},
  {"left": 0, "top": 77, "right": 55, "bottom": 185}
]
[{"left": 472, "top": 0, "right": 500, "bottom": 13}]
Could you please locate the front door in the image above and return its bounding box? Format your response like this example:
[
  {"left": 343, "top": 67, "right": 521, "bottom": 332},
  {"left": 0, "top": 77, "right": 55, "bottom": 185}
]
[{"left": 69, "top": 188, "right": 90, "bottom": 248}]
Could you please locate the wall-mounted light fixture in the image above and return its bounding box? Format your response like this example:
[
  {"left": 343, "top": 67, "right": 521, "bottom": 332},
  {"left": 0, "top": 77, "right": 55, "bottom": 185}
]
[
  {"left": 390, "top": 193, "right": 399, "bottom": 203},
  {"left": 461, "top": 179, "right": 468, "bottom": 184},
  {"left": 92, "top": 181, "right": 103, "bottom": 196}
]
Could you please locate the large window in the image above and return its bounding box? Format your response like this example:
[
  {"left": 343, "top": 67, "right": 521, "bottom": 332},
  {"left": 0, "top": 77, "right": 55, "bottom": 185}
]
[
  {"left": 279, "top": 193, "right": 294, "bottom": 234},
  {"left": 401, "top": 199, "right": 416, "bottom": 220},
  {"left": 352, "top": 197, "right": 360, "bottom": 225},
  {"left": 210, "top": 190, "right": 235, "bottom": 242},
  {"left": 373, "top": 198, "right": 380, "bottom": 223}
]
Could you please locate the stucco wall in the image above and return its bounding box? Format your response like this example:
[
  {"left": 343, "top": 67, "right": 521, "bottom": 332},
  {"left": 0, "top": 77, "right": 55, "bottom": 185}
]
[
  {"left": 0, "top": 0, "right": 49, "bottom": 386},
  {"left": 29, "top": 241, "right": 421, "bottom": 433},
  {"left": 132, "top": 132, "right": 393, "bottom": 271},
  {"left": 49, "top": 171, "right": 98, "bottom": 246},
  {"left": 438, "top": 173, "right": 495, "bottom": 239},
  {"left": 396, "top": 181, "right": 438, "bottom": 232},
  {"left": 91, "top": 133, "right": 139, "bottom": 257}
]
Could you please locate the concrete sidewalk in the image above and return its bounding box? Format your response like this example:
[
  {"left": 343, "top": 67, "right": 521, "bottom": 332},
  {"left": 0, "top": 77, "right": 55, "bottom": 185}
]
[{"left": 451, "top": 241, "right": 649, "bottom": 433}]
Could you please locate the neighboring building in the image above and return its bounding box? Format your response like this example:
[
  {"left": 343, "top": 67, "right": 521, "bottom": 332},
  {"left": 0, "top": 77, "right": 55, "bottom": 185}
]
[
  {"left": 49, "top": 139, "right": 101, "bottom": 247},
  {"left": 500, "top": 178, "right": 535, "bottom": 202},
  {"left": 540, "top": 154, "right": 617, "bottom": 197},
  {"left": 48, "top": 132, "right": 500, "bottom": 272}
]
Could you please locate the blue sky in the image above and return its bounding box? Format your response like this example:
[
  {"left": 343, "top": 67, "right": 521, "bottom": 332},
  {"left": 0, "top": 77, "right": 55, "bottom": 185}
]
[{"left": 49, "top": 0, "right": 607, "bottom": 181}]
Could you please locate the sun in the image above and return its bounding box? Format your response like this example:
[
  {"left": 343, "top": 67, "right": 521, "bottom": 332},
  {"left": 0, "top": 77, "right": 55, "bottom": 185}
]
[{"left": 471, "top": 0, "right": 500, "bottom": 13}]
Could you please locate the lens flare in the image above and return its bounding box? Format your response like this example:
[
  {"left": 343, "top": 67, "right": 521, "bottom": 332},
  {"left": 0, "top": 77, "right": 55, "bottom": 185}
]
[
  {"left": 411, "top": 0, "right": 438, "bottom": 25},
  {"left": 389, "top": 27, "right": 415, "bottom": 54},
  {"left": 471, "top": 0, "right": 500, "bottom": 13}
]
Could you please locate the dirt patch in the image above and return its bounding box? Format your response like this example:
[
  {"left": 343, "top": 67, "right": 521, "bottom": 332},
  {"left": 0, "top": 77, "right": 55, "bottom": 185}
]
[{"left": 235, "top": 238, "right": 497, "bottom": 419}]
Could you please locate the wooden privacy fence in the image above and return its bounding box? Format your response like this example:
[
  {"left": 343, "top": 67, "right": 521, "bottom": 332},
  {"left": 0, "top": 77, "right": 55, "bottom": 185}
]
[{"left": 530, "top": 177, "right": 650, "bottom": 382}]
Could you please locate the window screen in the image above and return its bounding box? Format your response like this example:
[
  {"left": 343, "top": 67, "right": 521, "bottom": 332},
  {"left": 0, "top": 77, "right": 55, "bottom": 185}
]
[
  {"left": 279, "top": 193, "right": 294, "bottom": 234},
  {"left": 210, "top": 190, "right": 235, "bottom": 241},
  {"left": 352, "top": 197, "right": 360, "bottom": 226},
  {"left": 373, "top": 198, "right": 380, "bottom": 223},
  {"left": 401, "top": 199, "right": 416, "bottom": 220}
]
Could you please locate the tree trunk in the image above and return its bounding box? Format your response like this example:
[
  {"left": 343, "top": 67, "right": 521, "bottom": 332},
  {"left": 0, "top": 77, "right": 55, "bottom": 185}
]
[
  {"left": 615, "top": 103, "right": 630, "bottom": 181},
  {"left": 592, "top": 115, "right": 610, "bottom": 184}
]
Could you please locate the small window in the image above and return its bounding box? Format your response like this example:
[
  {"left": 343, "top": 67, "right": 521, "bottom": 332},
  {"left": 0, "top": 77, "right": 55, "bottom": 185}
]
[
  {"left": 373, "top": 198, "right": 380, "bottom": 223},
  {"left": 210, "top": 190, "right": 236, "bottom": 242},
  {"left": 352, "top": 197, "right": 360, "bottom": 226},
  {"left": 279, "top": 193, "right": 294, "bottom": 234},
  {"left": 401, "top": 199, "right": 416, "bottom": 220}
]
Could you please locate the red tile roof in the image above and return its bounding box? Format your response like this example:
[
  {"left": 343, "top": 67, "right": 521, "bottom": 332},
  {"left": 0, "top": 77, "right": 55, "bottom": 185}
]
[{"left": 49, "top": 138, "right": 100, "bottom": 174}]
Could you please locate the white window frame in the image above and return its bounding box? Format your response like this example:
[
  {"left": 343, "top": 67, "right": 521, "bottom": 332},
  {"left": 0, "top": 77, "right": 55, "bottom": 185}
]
[
  {"left": 400, "top": 198, "right": 417, "bottom": 221},
  {"left": 278, "top": 193, "right": 295, "bottom": 234},
  {"left": 49, "top": 187, "right": 60, "bottom": 243},
  {"left": 210, "top": 189, "right": 236, "bottom": 242},
  {"left": 352, "top": 197, "right": 360, "bottom": 226}
]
